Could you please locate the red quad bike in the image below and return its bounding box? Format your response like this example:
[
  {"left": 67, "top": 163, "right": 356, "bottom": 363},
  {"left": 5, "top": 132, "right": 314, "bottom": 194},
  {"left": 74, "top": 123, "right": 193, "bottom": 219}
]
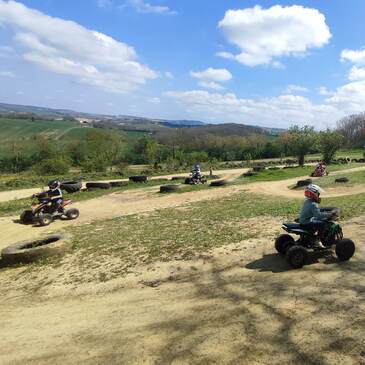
[
  {"left": 20, "top": 192, "right": 80, "bottom": 226},
  {"left": 275, "top": 207, "right": 355, "bottom": 269}
]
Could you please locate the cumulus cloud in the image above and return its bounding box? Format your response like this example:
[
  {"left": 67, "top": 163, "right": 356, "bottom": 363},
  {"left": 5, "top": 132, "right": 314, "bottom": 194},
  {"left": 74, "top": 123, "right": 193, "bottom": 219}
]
[
  {"left": 348, "top": 66, "right": 365, "bottom": 81},
  {"left": 341, "top": 48, "right": 365, "bottom": 66},
  {"left": 286, "top": 84, "right": 309, "bottom": 93},
  {"left": 125, "top": 0, "right": 176, "bottom": 15},
  {"left": 190, "top": 68, "right": 232, "bottom": 82},
  {"left": 165, "top": 90, "right": 340, "bottom": 128},
  {"left": 218, "top": 5, "right": 331, "bottom": 67},
  {"left": 0, "top": 0, "right": 158, "bottom": 93},
  {"left": 0, "top": 70, "right": 15, "bottom": 77},
  {"left": 190, "top": 67, "right": 232, "bottom": 90}
]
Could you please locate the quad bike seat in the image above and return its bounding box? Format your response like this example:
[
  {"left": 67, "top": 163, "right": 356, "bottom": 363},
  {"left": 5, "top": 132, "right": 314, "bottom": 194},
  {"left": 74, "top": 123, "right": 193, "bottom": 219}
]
[{"left": 283, "top": 222, "right": 301, "bottom": 230}]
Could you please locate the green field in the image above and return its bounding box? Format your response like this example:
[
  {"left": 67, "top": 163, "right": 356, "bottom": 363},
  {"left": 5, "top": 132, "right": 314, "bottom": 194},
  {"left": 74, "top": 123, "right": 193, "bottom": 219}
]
[{"left": 0, "top": 117, "right": 90, "bottom": 142}]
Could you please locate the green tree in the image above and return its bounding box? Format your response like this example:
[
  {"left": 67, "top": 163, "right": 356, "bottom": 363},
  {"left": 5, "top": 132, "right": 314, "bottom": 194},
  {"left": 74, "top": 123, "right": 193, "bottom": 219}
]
[
  {"left": 319, "top": 129, "right": 344, "bottom": 164},
  {"left": 285, "top": 126, "right": 318, "bottom": 166},
  {"left": 134, "top": 137, "right": 160, "bottom": 164}
]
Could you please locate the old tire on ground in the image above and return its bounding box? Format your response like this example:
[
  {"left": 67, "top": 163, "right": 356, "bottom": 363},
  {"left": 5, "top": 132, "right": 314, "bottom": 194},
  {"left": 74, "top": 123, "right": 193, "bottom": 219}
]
[
  {"left": 20, "top": 210, "right": 34, "bottom": 225},
  {"left": 296, "top": 179, "right": 312, "bottom": 187},
  {"left": 335, "top": 238, "right": 355, "bottom": 261},
  {"left": 109, "top": 181, "right": 128, "bottom": 187},
  {"left": 171, "top": 176, "right": 185, "bottom": 181},
  {"left": 86, "top": 182, "right": 111, "bottom": 190},
  {"left": 184, "top": 177, "right": 192, "bottom": 185},
  {"left": 253, "top": 165, "right": 265, "bottom": 172},
  {"left": 65, "top": 208, "right": 79, "bottom": 220},
  {"left": 286, "top": 245, "right": 308, "bottom": 269},
  {"left": 160, "top": 185, "right": 181, "bottom": 193},
  {"left": 275, "top": 234, "right": 295, "bottom": 255},
  {"left": 129, "top": 175, "right": 148, "bottom": 183},
  {"left": 38, "top": 213, "right": 53, "bottom": 227},
  {"left": 60, "top": 181, "right": 82, "bottom": 193},
  {"left": 243, "top": 172, "right": 257, "bottom": 177},
  {"left": 1, "top": 234, "right": 71, "bottom": 265},
  {"left": 210, "top": 179, "right": 227, "bottom": 187},
  {"left": 335, "top": 177, "right": 349, "bottom": 183}
]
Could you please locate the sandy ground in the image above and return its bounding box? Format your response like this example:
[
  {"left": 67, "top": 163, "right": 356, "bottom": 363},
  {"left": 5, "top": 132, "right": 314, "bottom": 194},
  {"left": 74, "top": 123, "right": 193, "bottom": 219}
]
[
  {"left": 0, "top": 215, "right": 364, "bottom": 365},
  {"left": 0, "top": 167, "right": 247, "bottom": 203},
  {"left": 0, "top": 168, "right": 364, "bottom": 364}
]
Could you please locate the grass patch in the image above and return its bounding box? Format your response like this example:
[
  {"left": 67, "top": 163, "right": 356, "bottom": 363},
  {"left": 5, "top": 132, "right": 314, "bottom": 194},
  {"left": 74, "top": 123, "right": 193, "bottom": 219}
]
[{"left": 312, "top": 170, "right": 365, "bottom": 188}]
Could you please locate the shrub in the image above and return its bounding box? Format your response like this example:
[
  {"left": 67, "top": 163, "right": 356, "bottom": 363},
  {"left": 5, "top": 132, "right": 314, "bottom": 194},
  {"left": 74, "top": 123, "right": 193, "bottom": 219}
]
[{"left": 33, "top": 158, "right": 70, "bottom": 175}]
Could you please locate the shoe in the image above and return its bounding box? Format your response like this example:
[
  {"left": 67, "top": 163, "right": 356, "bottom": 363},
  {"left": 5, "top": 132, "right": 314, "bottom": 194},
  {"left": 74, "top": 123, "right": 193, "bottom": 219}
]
[{"left": 313, "top": 240, "right": 326, "bottom": 250}]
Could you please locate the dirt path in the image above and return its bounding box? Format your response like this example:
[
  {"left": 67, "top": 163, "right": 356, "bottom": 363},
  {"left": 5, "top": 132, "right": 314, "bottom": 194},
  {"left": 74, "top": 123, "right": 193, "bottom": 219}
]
[
  {"left": 0, "top": 215, "right": 364, "bottom": 365},
  {"left": 246, "top": 166, "right": 365, "bottom": 199},
  {"left": 0, "top": 167, "right": 247, "bottom": 203},
  {"left": 1, "top": 166, "right": 365, "bottom": 250}
]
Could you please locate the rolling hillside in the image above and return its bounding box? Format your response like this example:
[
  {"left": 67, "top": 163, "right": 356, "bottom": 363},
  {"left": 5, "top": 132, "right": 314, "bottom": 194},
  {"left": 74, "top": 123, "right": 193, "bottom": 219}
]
[{"left": 0, "top": 118, "right": 90, "bottom": 142}]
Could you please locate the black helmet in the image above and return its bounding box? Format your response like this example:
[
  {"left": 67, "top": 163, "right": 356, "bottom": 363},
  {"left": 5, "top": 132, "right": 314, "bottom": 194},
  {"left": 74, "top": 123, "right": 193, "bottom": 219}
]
[{"left": 48, "top": 180, "right": 60, "bottom": 190}]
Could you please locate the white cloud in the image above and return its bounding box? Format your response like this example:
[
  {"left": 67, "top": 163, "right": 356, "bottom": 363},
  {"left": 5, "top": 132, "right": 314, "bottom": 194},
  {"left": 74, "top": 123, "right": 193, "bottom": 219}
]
[
  {"left": 0, "top": 71, "right": 15, "bottom": 77},
  {"left": 218, "top": 5, "right": 331, "bottom": 67},
  {"left": 198, "top": 81, "right": 224, "bottom": 90},
  {"left": 190, "top": 67, "right": 232, "bottom": 82},
  {"left": 348, "top": 66, "right": 365, "bottom": 81},
  {"left": 286, "top": 84, "right": 309, "bottom": 94},
  {"left": 165, "top": 90, "right": 340, "bottom": 128},
  {"left": 97, "top": 0, "right": 113, "bottom": 8},
  {"left": 341, "top": 48, "right": 365, "bottom": 66},
  {"left": 126, "top": 0, "right": 176, "bottom": 15},
  {"left": 147, "top": 97, "right": 160, "bottom": 103},
  {"left": 164, "top": 71, "right": 174, "bottom": 79},
  {"left": 0, "top": 0, "right": 158, "bottom": 93},
  {"left": 318, "top": 86, "right": 333, "bottom": 96}
]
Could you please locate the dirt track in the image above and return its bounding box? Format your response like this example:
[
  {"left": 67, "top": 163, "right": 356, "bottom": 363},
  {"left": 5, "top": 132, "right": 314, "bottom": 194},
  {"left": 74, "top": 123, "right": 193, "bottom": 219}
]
[
  {"left": 1, "top": 167, "right": 365, "bottom": 364},
  {"left": 0, "top": 215, "right": 364, "bottom": 365}
]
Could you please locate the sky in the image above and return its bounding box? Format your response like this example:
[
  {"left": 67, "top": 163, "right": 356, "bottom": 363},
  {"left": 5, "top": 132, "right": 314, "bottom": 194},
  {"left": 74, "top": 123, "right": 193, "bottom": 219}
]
[{"left": 1, "top": 0, "right": 365, "bottom": 128}]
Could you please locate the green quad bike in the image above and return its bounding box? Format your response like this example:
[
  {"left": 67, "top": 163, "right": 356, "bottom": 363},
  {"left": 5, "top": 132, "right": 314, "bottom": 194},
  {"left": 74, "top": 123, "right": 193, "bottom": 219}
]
[{"left": 275, "top": 207, "right": 355, "bottom": 269}]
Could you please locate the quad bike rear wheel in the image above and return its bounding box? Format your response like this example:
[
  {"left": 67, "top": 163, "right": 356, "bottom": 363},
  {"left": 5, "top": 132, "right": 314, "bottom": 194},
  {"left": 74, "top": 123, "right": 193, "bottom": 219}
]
[
  {"left": 20, "top": 210, "right": 34, "bottom": 224},
  {"left": 286, "top": 245, "right": 308, "bottom": 269},
  {"left": 275, "top": 234, "right": 294, "bottom": 255},
  {"left": 38, "top": 213, "right": 53, "bottom": 227},
  {"left": 335, "top": 239, "right": 355, "bottom": 261},
  {"left": 65, "top": 208, "right": 80, "bottom": 220}
]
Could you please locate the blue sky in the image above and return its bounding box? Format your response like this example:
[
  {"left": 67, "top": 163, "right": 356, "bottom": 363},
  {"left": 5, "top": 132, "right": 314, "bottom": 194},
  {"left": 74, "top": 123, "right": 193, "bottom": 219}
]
[{"left": 1, "top": 0, "right": 365, "bottom": 128}]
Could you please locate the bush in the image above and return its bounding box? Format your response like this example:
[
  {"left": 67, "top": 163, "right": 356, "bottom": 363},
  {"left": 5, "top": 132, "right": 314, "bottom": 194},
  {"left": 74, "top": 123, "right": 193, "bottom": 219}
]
[{"left": 33, "top": 158, "right": 70, "bottom": 175}]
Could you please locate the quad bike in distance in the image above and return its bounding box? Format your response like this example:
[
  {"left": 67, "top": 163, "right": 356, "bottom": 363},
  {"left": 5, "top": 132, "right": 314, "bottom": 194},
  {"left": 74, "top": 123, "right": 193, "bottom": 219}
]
[
  {"left": 275, "top": 208, "right": 355, "bottom": 268},
  {"left": 185, "top": 171, "right": 207, "bottom": 185},
  {"left": 20, "top": 192, "right": 80, "bottom": 226}
]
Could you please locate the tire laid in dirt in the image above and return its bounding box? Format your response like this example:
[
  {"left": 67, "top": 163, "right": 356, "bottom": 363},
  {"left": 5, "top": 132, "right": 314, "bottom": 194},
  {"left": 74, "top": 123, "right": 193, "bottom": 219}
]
[
  {"left": 20, "top": 210, "right": 34, "bottom": 225},
  {"left": 242, "top": 171, "right": 257, "bottom": 177},
  {"left": 286, "top": 245, "right": 308, "bottom": 269},
  {"left": 275, "top": 234, "right": 295, "bottom": 255},
  {"left": 38, "top": 213, "right": 53, "bottom": 226},
  {"left": 86, "top": 182, "right": 111, "bottom": 190},
  {"left": 65, "top": 208, "right": 79, "bottom": 220},
  {"left": 184, "top": 177, "right": 192, "bottom": 185},
  {"left": 171, "top": 176, "right": 185, "bottom": 181},
  {"left": 129, "top": 175, "right": 148, "bottom": 183},
  {"left": 335, "top": 177, "right": 349, "bottom": 183},
  {"left": 160, "top": 185, "right": 181, "bottom": 193},
  {"left": 296, "top": 179, "right": 312, "bottom": 187},
  {"left": 210, "top": 179, "right": 227, "bottom": 187},
  {"left": 335, "top": 238, "right": 355, "bottom": 261},
  {"left": 1, "top": 234, "right": 71, "bottom": 265},
  {"left": 109, "top": 181, "right": 128, "bottom": 187},
  {"left": 253, "top": 165, "right": 265, "bottom": 172},
  {"left": 60, "top": 181, "right": 82, "bottom": 193}
]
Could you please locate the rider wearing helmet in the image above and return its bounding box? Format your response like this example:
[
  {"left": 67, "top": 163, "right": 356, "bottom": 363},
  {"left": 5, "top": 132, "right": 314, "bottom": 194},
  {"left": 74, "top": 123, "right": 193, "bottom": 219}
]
[
  {"left": 46, "top": 180, "right": 63, "bottom": 213},
  {"left": 299, "top": 184, "right": 333, "bottom": 226}
]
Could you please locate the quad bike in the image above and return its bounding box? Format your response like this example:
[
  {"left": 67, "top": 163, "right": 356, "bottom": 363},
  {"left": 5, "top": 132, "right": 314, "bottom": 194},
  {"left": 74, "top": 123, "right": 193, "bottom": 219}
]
[
  {"left": 275, "top": 208, "right": 355, "bottom": 268},
  {"left": 186, "top": 171, "right": 207, "bottom": 185},
  {"left": 20, "top": 192, "right": 80, "bottom": 226}
]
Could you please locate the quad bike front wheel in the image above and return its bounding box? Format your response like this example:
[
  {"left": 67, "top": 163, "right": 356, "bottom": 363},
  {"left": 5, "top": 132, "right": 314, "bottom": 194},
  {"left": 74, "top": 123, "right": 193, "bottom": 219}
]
[
  {"left": 335, "top": 239, "right": 355, "bottom": 261},
  {"left": 65, "top": 208, "right": 80, "bottom": 220},
  {"left": 38, "top": 213, "right": 53, "bottom": 227},
  {"left": 286, "top": 245, "right": 308, "bottom": 269},
  {"left": 20, "top": 210, "right": 35, "bottom": 224},
  {"left": 275, "top": 234, "right": 294, "bottom": 255}
]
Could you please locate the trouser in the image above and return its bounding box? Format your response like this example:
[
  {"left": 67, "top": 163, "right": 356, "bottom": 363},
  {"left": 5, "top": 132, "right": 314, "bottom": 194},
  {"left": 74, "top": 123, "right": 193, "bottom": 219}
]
[{"left": 50, "top": 199, "right": 63, "bottom": 213}]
